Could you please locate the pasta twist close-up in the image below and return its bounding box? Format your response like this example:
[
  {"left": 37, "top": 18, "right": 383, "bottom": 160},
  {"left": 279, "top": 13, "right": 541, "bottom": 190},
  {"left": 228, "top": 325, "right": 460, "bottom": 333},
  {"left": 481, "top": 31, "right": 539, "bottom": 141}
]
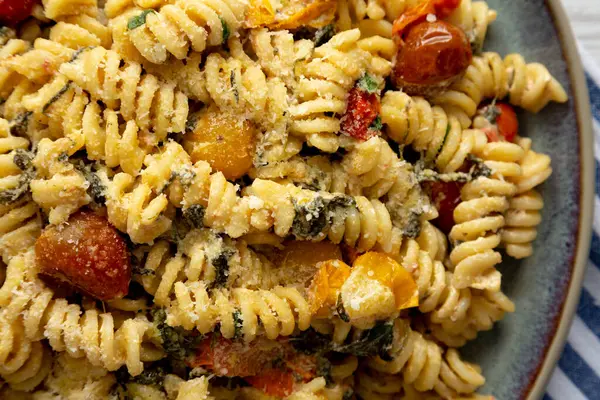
[
  {"left": 56, "top": 46, "right": 189, "bottom": 140},
  {"left": 501, "top": 137, "right": 552, "bottom": 259},
  {"left": 0, "top": 252, "right": 164, "bottom": 377},
  {"left": 289, "top": 29, "right": 373, "bottom": 153},
  {"left": 448, "top": 130, "right": 525, "bottom": 291},
  {"left": 364, "top": 319, "right": 486, "bottom": 397},
  {"left": 431, "top": 52, "right": 568, "bottom": 126},
  {"left": 381, "top": 90, "right": 480, "bottom": 173},
  {"left": 109, "top": 0, "right": 246, "bottom": 64}
]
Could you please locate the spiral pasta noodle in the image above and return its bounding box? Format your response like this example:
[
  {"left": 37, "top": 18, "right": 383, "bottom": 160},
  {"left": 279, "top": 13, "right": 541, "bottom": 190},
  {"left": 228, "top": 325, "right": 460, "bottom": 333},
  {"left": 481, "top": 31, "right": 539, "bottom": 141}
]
[
  {"left": 365, "top": 319, "right": 486, "bottom": 397},
  {"left": 448, "top": 131, "right": 525, "bottom": 291},
  {"left": 110, "top": 0, "right": 246, "bottom": 65},
  {"left": 0, "top": 119, "right": 41, "bottom": 263},
  {"left": 167, "top": 283, "right": 311, "bottom": 342},
  {"left": 381, "top": 91, "right": 481, "bottom": 173},
  {"left": 446, "top": 0, "right": 497, "bottom": 52},
  {"left": 0, "top": 251, "right": 164, "bottom": 376},
  {"left": 431, "top": 52, "right": 568, "bottom": 126},
  {"left": 426, "top": 289, "right": 515, "bottom": 348},
  {"left": 335, "top": 0, "right": 420, "bottom": 33},
  {"left": 289, "top": 29, "right": 373, "bottom": 153},
  {"left": 0, "top": 326, "right": 53, "bottom": 392},
  {"left": 56, "top": 46, "right": 189, "bottom": 141},
  {"left": 133, "top": 230, "right": 283, "bottom": 307},
  {"left": 29, "top": 137, "right": 91, "bottom": 225},
  {"left": 501, "top": 137, "right": 552, "bottom": 259},
  {"left": 400, "top": 238, "right": 472, "bottom": 323},
  {"left": 100, "top": 168, "right": 174, "bottom": 244},
  {"left": 130, "top": 140, "right": 407, "bottom": 251}
]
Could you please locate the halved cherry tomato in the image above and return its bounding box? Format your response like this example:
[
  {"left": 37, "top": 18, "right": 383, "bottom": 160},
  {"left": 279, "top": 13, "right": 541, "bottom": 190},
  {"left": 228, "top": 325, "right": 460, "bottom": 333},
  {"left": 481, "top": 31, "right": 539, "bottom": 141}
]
[
  {"left": 478, "top": 102, "right": 518, "bottom": 143},
  {"left": 392, "top": 20, "right": 471, "bottom": 92},
  {"left": 422, "top": 180, "right": 463, "bottom": 234},
  {"left": 0, "top": 0, "right": 37, "bottom": 25},
  {"left": 340, "top": 86, "right": 380, "bottom": 141},
  {"left": 392, "top": 0, "right": 461, "bottom": 40},
  {"left": 493, "top": 103, "right": 518, "bottom": 143}
]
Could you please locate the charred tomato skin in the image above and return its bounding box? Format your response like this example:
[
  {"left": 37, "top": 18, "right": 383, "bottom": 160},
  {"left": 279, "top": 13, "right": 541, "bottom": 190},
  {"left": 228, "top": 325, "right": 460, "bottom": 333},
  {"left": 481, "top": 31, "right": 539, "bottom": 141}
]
[
  {"left": 0, "top": 0, "right": 37, "bottom": 25},
  {"left": 35, "top": 210, "right": 131, "bottom": 301}
]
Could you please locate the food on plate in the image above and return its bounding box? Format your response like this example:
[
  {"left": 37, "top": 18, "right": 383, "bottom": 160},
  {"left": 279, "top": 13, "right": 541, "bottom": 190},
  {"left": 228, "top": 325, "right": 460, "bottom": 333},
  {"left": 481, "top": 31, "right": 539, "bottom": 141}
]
[{"left": 0, "top": 0, "right": 567, "bottom": 398}]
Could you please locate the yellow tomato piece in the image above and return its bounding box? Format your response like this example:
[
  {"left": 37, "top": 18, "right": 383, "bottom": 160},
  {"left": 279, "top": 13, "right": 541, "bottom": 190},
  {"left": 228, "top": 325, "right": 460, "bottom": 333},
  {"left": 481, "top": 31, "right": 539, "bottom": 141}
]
[
  {"left": 245, "top": 0, "right": 276, "bottom": 28},
  {"left": 308, "top": 260, "right": 351, "bottom": 318},
  {"left": 183, "top": 106, "right": 256, "bottom": 181},
  {"left": 245, "top": 0, "right": 336, "bottom": 29},
  {"left": 352, "top": 252, "right": 419, "bottom": 310}
]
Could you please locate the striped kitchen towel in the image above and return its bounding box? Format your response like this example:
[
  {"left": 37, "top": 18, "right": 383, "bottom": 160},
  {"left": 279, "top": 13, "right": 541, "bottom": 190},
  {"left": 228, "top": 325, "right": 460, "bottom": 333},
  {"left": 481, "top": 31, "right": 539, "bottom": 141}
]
[{"left": 544, "top": 45, "right": 600, "bottom": 400}]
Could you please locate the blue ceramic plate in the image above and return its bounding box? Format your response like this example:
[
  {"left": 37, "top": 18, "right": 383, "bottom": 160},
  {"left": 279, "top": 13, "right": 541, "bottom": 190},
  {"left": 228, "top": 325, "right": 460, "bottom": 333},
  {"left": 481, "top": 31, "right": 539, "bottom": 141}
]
[{"left": 462, "top": 1, "right": 594, "bottom": 399}]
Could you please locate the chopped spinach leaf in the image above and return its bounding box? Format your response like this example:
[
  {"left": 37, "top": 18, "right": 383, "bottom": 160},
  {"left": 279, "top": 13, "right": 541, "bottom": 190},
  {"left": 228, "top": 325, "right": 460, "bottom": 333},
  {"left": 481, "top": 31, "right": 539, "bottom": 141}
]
[
  {"left": 333, "top": 321, "right": 394, "bottom": 359},
  {"left": 0, "top": 150, "right": 35, "bottom": 205},
  {"left": 290, "top": 328, "right": 332, "bottom": 355},
  {"left": 233, "top": 310, "right": 243, "bottom": 339},
  {"left": 292, "top": 196, "right": 329, "bottom": 239},
  {"left": 151, "top": 308, "right": 201, "bottom": 361},
  {"left": 182, "top": 204, "right": 206, "bottom": 228},
  {"left": 369, "top": 115, "right": 383, "bottom": 132},
  {"left": 10, "top": 111, "right": 32, "bottom": 137},
  {"left": 314, "top": 24, "right": 335, "bottom": 47},
  {"left": 208, "top": 247, "right": 235, "bottom": 289},
  {"left": 220, "top": 16, "right": 230, "bottom": 43},
  {"left": 357, "top": 73, "right": 379, "bottom": 94},
  {"left": 128, "top": 10, "right": 155, "bottom": 30}
]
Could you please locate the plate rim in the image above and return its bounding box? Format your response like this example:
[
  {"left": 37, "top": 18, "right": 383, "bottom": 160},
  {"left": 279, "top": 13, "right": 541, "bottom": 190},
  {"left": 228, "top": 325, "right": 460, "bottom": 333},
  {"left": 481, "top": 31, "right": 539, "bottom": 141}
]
[{"left": 525, "top": 1, "right": 595, "bottom": 399}]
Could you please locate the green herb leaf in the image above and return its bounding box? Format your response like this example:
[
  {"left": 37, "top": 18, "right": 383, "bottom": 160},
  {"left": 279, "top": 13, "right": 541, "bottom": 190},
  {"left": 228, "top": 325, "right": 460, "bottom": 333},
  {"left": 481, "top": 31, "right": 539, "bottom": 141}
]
[
  {"left": 357, "top": 73, "right": 379, "bottom": 94},
  {"left": 314, "top": 24, "right": 335, "bottom": 47},
  {"left": 333, "top": 321, "right": 394, "bottom": 359},
  {"left": 220, "top": 16, "right": 230, "bottom": 44},
  {"left": 369, "top": 115, "right": 383, "bottom": 131},
  {"left": 128, "top": 10, "right": 155, "bottom": 30}
]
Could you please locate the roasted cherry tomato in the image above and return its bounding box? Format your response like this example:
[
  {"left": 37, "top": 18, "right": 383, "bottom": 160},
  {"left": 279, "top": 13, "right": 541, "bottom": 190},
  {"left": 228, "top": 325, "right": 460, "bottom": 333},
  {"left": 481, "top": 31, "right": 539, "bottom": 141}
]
[
  {"left": 392, "top": 0, "right": 461, "bottom": 40},
  {"left": 392, "top": 20, "right": 472, "bottom": 96},
  {"left": 0, "top": 0, "right": 37, "bottom": 25},
  {"left": 35, "top": 210, "right": 131, "bottom": 301},
  {"left": 246, "top": 368, "right": 295, "bottom": 397},
  {"left": 422, "top": 180, "right": 463, "bottom": 234},
  {"left": 480, "top": 102, "right": 518, "bottom": 143},
  {"left": 340, "top": 85, "right": 380, "bottom": 141}
]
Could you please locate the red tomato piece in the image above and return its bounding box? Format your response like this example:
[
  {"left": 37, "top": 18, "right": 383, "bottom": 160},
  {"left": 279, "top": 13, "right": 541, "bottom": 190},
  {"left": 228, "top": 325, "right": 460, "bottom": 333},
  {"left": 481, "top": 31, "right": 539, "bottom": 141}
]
[
  {"left": 340, "top": 86, "right": 380, "bottom": 141},
  {"left": 189, "top": 335, "right": 287, "bottom": 377},
  {"left": 392, "top": 0, "right": 461, "bottom": 39},
  {"left": 35, "top": 210, "right": 131, "bottom": 301},
  {"left": 422, "top": 180, "right": 463, "bottom": 234},
  {"left": 246, "top": 368, "right": 295, "bottom": 397},
  {"left": 494, "top": 103, "right": 518, "bottom": 143},
  {"left": 478, "top": 102, "right": 518, "bottom": 143},
  {"left": 392, "top": 20, "right": 472, "bottom": 92},
  {"left": 0, "top": 0, "right": 37, "bottom": 25}
]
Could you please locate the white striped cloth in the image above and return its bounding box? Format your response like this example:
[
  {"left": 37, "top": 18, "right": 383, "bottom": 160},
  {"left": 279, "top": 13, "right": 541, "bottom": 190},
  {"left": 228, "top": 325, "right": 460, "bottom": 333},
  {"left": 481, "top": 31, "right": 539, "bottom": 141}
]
[{"left": 544, "top": 45, "right": 600, "bottom": 400}]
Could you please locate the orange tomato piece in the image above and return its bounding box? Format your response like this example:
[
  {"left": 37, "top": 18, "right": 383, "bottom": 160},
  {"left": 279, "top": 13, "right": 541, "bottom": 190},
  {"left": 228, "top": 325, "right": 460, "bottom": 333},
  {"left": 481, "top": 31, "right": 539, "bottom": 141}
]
[
  {"left": 246, "top": 368, "right": 295, "bottom": 397},
  {"left": 352, "top": 252, "right": 419, "bottom": 310},
  {"left": 308, "top": 260, "right": 351, "bottom": 318},
  {"left": 184, "top": 106, "right": 256, "bottom": 181},
  {"left": 246, "top": 0, "right": 336, "bottom": 29},
  {"left": 392, "top": 0, "right": 461, "bottom": 40}
]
